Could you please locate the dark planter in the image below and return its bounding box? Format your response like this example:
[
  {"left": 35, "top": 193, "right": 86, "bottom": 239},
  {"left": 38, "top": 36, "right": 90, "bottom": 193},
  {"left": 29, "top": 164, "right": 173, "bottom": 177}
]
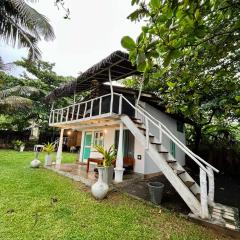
[{"left": 147, "top": 182, "right": 164, "bottom": 204}]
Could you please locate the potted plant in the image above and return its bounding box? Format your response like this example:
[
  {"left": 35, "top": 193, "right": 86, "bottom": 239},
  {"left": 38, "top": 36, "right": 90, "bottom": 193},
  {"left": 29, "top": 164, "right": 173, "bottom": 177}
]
[
  {"left": 43, "top": 142, "right": 55, "bottom": 166},
  {"left": 94, "top": 145, "right": 116, "bottom": 185},
  {"left": 12, "top": 140, "right": 25, "bottom": 152}
]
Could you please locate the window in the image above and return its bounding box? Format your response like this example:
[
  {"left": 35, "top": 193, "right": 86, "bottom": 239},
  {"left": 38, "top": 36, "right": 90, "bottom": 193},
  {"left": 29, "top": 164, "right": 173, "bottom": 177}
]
[
  {"left": 93, "top": 131, "right": 104, "bottom": 146},
  {"left": 177, "top": 121, "right": 184, "bottom": 133}
]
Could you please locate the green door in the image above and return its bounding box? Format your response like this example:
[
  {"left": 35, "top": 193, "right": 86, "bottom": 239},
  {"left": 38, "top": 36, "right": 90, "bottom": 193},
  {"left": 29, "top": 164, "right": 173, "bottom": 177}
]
[{"left": 82, "top": 132, "right": 92, "bottom": 162}]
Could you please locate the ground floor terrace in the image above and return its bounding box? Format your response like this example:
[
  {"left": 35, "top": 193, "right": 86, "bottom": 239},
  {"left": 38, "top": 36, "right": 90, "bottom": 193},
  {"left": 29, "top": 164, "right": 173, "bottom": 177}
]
[{"left": 1, "top": 150, "right": 239, "bottom": 239}]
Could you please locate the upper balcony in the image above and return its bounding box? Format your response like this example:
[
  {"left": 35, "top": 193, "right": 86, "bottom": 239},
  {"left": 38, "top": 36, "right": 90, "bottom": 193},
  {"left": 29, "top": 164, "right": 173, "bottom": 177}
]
[{"left": 49, "top": 93, "right": 136, "bottom": 128}]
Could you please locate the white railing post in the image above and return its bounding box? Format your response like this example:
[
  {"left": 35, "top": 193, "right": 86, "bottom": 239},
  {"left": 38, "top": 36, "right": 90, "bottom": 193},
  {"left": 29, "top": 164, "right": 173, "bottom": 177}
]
[
  {"left": 49, "top": 110, "right": 53, "bottom": 124},
  {"left": 145, "top": 118, "right": 149, "bottom": 149},
  {"left": 60, "top": 109, "right": 63, "bottom": 123},
  {"left": 83, "top": 102, "right": 87, "bottom": 118},
  {"left": 71, "top": 104, "right": 75, "bottom": 121},
  {"left": 159, "top": 123, "right": 162, "bottom": 144},
  {"left": 99, "top": 97, "right": 102, "bottom": 115},
  {"left": 66, "top": 107, "right": 69, "bottom": 122},
  {"left": 200, "top": 168, "right": 209, "bottom": 219},
  {"left": 90, "top": 100, "right": 93, "bottom": 117},
  {"left": 118, "top": 94, "right": 122, "bottom": 115},
  {"left": 110, "top": 94, "right": 113, "bottom": 114},
  {"left": 76, "top": 103, "right": 80, "bottom": 120},
  {"left": 207, "top": 166, "right": 215, "bottom": 206}
]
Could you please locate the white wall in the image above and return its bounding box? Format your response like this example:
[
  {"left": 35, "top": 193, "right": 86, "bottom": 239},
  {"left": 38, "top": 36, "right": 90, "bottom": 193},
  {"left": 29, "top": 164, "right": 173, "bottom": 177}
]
[{"left": 136, "top": 101, "right": 186, "bottom": 174}]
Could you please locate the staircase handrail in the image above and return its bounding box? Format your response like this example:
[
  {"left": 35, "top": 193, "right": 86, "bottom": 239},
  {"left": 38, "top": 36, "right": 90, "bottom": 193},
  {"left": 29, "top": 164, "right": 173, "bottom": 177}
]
[{"left": 114, "top": 93, "right": 218, "bottom": 174}]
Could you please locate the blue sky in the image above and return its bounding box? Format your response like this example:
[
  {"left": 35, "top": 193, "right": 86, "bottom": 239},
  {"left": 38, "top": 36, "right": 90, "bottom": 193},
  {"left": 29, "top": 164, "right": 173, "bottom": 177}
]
[{"left": 0, "top": 0, "right": 141, "bottom": 77}]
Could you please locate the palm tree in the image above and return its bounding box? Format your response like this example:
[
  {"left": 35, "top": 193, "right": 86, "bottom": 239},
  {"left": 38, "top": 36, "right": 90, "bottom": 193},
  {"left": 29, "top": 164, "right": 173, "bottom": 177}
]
[
  {"left": 0, "top": 0, "right": 55, "bottom": 60},
  {"left": 0, "top": 85, "right": 39, "bottom": 112}
]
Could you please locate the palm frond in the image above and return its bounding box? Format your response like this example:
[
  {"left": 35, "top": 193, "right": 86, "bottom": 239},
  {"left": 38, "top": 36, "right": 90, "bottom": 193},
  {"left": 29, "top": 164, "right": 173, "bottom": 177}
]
[
  {"left": 0, "top": 85, "right": 39, "bottom": 98},
  {"left": 0, "top": 95, "right": 32, "bottom": 111},
  {"left": 0, "top": 0, "right": 55, "bottom": 59}
]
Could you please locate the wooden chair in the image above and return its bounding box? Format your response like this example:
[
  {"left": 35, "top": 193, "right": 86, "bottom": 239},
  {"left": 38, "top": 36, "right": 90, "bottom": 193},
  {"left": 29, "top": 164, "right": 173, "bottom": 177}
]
[{"left": 123, "top": 156, "right": 135, "bottom": 174}]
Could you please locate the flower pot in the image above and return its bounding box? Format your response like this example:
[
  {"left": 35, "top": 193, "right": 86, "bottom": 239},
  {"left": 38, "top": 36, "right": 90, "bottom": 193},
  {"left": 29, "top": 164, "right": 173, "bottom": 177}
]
[
  {"left": 147, "top": 182, "right": 164, "bottom": 205},
  {"left": 102, "top": 166, "right": 114, "bottom": 185},
  {"left": 31, "top": 159, "right": 41, "bottom": 168},
  {"left": 44, "top": 154, "right": 52, "bottom": 166},
  {"left": 91, "top": 167, "right": 109, "bottom": 199},
  {"left": 20, "top": 145, "right": 25, "bottom": 152}
]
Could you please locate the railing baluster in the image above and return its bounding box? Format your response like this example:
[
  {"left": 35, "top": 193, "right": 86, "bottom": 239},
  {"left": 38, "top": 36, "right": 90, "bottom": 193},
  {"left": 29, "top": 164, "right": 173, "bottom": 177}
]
[
  {"left": 71, "top": 104, "right": 75, "bottom": 121},
  {"left": 200, "top": 168, "right": 209, "bottom": 219},
  {"left": 207, "top": 167, "right": 215, "bottom": 206},
  {"left": 90, "top": 100, "right": 93, "bottom": 117},
  {"left": 66, "top": 107, "right": 69, "bottom": 122},
  {"left": 99, "top": 97, "right": 102, "bottom": 115},
  {"left": 76, "top": 103, "right": 80, "bottom": 120},
  {"left": 145, "top": 118, "right": 149, "bottom": 149},
  {"left": 159, "top": 123, "right": 162, "bottom": 144},
  {"left": 60, "top": 109, "right": 63, "bottom": 123},
  {"left": 83, "top": 102, "right": 87, "bottom": 118},
  {"left": 118, "top": 94, "right": 122, "bottom": 114}
]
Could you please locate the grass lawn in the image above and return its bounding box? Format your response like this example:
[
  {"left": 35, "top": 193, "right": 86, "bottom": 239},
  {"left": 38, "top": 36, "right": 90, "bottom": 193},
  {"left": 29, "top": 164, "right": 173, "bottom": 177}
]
[{"left": 0, "top": 150, "right": 230, "bottom": 240}]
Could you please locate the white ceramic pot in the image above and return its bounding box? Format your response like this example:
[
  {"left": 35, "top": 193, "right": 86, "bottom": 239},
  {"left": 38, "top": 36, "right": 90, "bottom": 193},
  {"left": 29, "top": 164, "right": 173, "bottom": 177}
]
[
  {"left": 91, "top": 167, "right": 109, "bottom": 200},
  {"left": 31, "top": 159, "right": 41, "bottom": 168},
  {"left": 44, "top": 154, "right": 52, "bottom": 166},
  {"left": 20, "top": 145, "right": 25, "bottom": 152}
]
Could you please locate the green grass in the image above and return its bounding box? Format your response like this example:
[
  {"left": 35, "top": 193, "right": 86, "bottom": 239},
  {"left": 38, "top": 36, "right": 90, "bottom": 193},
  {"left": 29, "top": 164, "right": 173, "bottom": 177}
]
[{"left": 0, "top": 150, "right": 229, "bottom": 240}]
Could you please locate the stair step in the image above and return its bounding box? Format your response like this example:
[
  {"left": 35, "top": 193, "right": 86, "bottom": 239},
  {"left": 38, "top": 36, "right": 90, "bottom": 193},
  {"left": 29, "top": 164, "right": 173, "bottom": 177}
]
[
  {"left": 151, "top": 142, "right": 162, "bottom": 145},
  {"left": 144, "top": 133, "right": 154, "bottom": 138},
  {"left": 176, "top": 170, "right": 185, "bottom": 176},
  {"left": 131, "top": 117, "right": 141, "bottom": 122},
  {"left": 184, "top": 181, "right": 195, "bottom": 188},
  {"left": 195, "top": 193, "right": 201, "bottom": 201},
  {"left": 137, "top": 127, "right": 146, "bottom": 131},
  {"left": 158, "top": 151, "right": 168, "bottom": 154},
  {"left": 167, "top": 160, "right": 177, "bottom": 164}
]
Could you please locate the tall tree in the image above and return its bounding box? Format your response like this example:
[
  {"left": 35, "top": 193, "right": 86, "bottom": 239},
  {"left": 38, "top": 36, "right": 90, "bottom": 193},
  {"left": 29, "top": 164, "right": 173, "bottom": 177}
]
[
  {"left": 0, "top": 0, "right": 55, "bottom": 60},
  {"left": 122, "top": 0, "right": 240, "bottom": 149}
]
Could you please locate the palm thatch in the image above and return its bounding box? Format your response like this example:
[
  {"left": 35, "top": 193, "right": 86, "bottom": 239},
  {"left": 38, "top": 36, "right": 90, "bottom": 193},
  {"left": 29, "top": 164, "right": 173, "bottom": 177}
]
[{"left": 46, "top": 51, "right": 139, "bottom": 102}]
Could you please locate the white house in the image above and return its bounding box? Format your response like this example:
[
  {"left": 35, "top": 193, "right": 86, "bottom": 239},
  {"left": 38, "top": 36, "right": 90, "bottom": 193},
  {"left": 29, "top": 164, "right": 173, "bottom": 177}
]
[{"left": 46, "top": 51, "right": 219, "bottom": 219}]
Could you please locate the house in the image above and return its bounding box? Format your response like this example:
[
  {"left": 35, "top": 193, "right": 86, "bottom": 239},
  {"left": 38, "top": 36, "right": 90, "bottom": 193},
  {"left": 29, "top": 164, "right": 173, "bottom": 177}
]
[{"left": 46, "top": 51, "right": 219, "bottom": 220}]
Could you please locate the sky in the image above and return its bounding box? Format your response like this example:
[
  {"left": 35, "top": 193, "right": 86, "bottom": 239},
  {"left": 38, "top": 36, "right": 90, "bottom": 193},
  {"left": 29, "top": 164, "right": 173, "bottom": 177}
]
[{"left": 0, "top": 0, "right": 141, "bottom": 77}]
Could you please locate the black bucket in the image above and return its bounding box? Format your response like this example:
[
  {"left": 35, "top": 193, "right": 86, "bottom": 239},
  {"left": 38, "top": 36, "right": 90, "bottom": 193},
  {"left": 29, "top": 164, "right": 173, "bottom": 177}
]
[{"left": 147, "top": 182, "right": 164, "bottom": 204}]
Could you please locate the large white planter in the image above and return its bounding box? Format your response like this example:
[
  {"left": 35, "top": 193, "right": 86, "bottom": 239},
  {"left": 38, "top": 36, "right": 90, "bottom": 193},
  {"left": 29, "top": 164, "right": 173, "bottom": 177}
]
[
  {"left": 44, "top": 154, "right": 52, "bottom": 166},
  {"left": 19, "top": 145, "right": 25, "bottom": 152},
  {"left": 91, "top": 167, "right": 109, "bottom": 200},
  {"left": 31, "top": 159, "right": 41, "bottom": 168}
]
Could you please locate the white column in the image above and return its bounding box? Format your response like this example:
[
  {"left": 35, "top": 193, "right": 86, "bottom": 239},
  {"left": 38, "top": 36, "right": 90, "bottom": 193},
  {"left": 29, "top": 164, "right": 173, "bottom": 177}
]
[
  {"left": 200, "top": 168, "right": 209, "bottom": 219},
  {"left": 207, "top": 167, "right": 215, "bottom": 206},
  {"left": 56, "top": 128, "right": 64, "bottom": 167},
  {"left": 78, "top": 130, "right": 85, "bottom": 162},
  {"left": 114, "top": 122, "right": 125, "bottom": 183}
]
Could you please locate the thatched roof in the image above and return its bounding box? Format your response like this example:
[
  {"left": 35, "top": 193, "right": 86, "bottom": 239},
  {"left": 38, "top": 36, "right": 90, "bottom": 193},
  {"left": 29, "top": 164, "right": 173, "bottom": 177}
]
[{"left": 46, "top": 51, "right": 139, "bottom": 102}]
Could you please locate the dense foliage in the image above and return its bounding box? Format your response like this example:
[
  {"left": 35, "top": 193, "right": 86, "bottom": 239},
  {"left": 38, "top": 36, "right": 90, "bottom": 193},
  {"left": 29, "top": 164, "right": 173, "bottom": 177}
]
[{"left": 122, "top": 0, "right": 240, "bottom": 150}]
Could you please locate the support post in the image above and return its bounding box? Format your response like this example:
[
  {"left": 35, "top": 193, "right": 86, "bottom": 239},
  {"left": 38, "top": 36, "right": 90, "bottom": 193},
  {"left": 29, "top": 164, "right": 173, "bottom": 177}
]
[
  {"left": 108, "top": 68, "right": 114, "bottom": 114},
  {"left": 114, "top": 122, "right": 125, "bottom": 183},
  {"left": 200, "top": 168, "right": 209, "bottom": 219},
  {"left": 78, "top": 131, "right": 85, "bottom": 162},
  {"left": 207, "top": 166, "right": 215, "bottom": 206},
  {"left": 136, "top": 76, "right": 144, "bottom": 106},
  {"left": 56, "top": 128, "right": 64, "bottom": 167}
]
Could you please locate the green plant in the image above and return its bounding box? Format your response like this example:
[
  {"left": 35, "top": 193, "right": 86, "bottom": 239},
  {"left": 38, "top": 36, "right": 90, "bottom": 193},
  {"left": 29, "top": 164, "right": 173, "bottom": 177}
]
[
  {"left": 43, "top": 142, "right": 55, "bottom": 154},
  {"left": 12, "top": 140, "right": 25, "bottom": 151},
  {"left": 94, "top": 145, "right": 116, "bottom": 167}
]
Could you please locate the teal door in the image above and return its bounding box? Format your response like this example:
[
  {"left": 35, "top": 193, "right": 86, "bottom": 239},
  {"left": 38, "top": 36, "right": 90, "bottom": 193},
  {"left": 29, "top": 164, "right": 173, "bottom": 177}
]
[{"left": 82, "top": 132, "right": 92, "bottom": 162}]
